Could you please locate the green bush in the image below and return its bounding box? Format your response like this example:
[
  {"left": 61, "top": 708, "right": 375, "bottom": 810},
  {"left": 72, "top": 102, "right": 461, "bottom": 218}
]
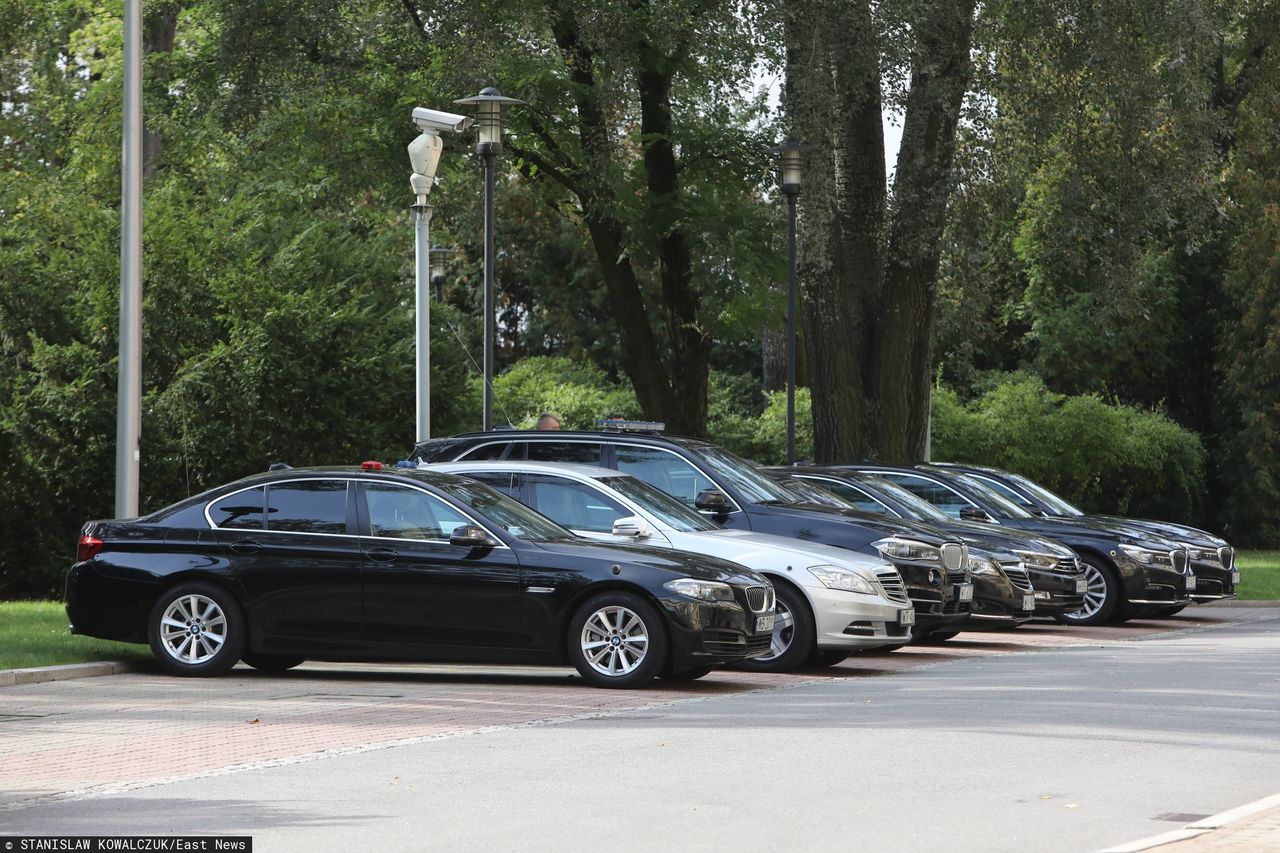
[
  {"left": 707, "top": 372, "right": 813, "bottom": 465},
  {"left": 491, "top": 357, "right": 640, "bottom": 430},
  {"left": 931, "top": 374, "right": 1207, "bottom": 523}
]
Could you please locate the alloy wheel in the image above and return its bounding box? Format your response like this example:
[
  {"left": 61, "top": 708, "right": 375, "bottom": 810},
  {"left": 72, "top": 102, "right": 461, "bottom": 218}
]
[
  {"left": 1068, "top": 564, "right": 1109, "bottom": 620},
  {"left": 158, "top": 593, "right": 227, "bottom": 665},
  {"left": 756, "top": 598, "right": 795, "bottom": 662},
  {"left": 580, "top": 605, "right": 650, "bottom": 677}
]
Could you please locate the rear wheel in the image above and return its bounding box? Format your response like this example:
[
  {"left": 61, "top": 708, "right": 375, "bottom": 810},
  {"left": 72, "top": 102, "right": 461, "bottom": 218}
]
[
  {"left": 242, "top": 654, "right": 305, "bottom": 672},
  {"left": 147, "top": 582, "right": 245, "bottom": 677},
  {"left": 735, "top": 583, "right": 814, "bottom": 673},
  {"left": 567, "top": 592, "right": 667, "bottom": 688},
  {"left": 1055, "top": 558, "right": 1122, "bottom": 626}
]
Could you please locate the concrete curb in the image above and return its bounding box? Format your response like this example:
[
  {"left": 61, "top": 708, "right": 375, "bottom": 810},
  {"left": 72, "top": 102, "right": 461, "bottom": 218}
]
[
  {"left": 1099, "top": 791, "right": 1280, "bottom": 852},
  {"left": 0, "top": 660, "right": 143, "bottom": 687}
]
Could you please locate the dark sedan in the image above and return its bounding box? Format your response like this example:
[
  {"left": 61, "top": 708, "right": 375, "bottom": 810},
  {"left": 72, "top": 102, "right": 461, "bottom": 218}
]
[{"left": 66, "top": 464, "right": 776, "bottom": 688}]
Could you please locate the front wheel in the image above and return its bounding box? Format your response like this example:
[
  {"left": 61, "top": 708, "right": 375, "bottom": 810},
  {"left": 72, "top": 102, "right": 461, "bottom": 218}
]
[
  {"left": 567, "top": 592, "right": 668, "bottom": 688},
  {"left": 735, "top": 583, "right": 815, "bottom": 673},
  {"left": 1055, "top": 558, "right": 1122, "bottom": 626},
  {"left": 147, "top": 582, "right": 245, "bottom": 677}
]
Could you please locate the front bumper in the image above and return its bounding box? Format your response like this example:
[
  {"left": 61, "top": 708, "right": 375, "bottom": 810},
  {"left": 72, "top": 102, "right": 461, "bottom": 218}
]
[
  {"left": 963, "top": 574, "right": 1035, "bottom": 627},
  {"left": 659, "top": 596, "right": 773, "bottom": 667},
  {"left": 808, "top": 586, "right": 914, "bottom": 649},
  {"left": 1026, "top": 566, "right": 1087, "bottom": 614},
  {"left": 1120, "top": 564, "right": 1193, "bottom": 606},
  {"left": 1188, "top": 561, "right": 1239, "bottom": 603}
]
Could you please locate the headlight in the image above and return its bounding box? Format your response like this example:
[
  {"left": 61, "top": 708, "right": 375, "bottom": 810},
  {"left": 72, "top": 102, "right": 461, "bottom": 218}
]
[
  {"left": 966, "top": 554, "right": 1000, "bottom": 576},
  {"left": 808, "top": 565, "right": 877, "bottom": 595},
  {"left": 663, "top": 578, "right": 735, "bottom": 601},
  {"left": 1118, "top": 544, "right": 1175, "bottom": 567},
  {"left": 1013, "top": 550, "right": 1059, "bottom": 570},
  {"left": 874, "top": 537, "right": 941, "bottom": 565}
]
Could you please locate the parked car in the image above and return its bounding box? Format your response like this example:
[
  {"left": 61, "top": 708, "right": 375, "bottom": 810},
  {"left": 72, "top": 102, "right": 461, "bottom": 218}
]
[
  {"left": 431, "top": 461, "right": 915, "bottom": 669},
  {"left": 765, "top": 468, "right": 1088, "bottom": 620},
  {"left": 411, "top": 429, "right": 975, "bottom": 639},
  {"left": 834, "top": 464, "right": 1194, "bottom": 625},
  {"left": 930, "top": 462, "right": 1239, "bottom": 611},
  {"left": 66, "top": 463, "right": 776, "bottom": 688}
]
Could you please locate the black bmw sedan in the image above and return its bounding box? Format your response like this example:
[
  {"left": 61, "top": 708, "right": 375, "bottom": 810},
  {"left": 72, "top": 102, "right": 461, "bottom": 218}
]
[{"left": 66, "top": 464, "right": 776, "bottom": 688}]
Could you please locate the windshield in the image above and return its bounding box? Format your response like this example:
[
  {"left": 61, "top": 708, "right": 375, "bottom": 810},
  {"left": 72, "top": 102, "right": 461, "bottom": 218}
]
[
  {"left": 953, "top": 474, "right": 1034, "bottom": 519},
  {"left": 1008, "top": 473, "right": 1084, "bottom": 516},
  {"left": 600, "top": 476, "right": 719, "bottom": 532},
  {"left": 695, "top": 445, "right": 800, "bottom": 504},
  {"left": 773, "top": 475, "right": 854, "bottom": 509},
  {"left": 860, "top": 477, "right": 951, "bottom": 523},
  {"left": 435, "top": 479, "right": 574, "bottom": 542}
]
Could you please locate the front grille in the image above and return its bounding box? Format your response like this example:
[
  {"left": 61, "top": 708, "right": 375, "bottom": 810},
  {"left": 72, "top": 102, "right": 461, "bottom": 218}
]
[
  {"left": 745, "top": 585, "right": 774, "bottom": 613},
  {"left": 946, "top": 568, "right": 969, "bottom": 584},
  {"left": 1001, "top": 564, "right": 1035, "bottom": 592},
  {"left": 908, "top": 590, "right": 944, "bottom": 615},
  {"left": 1218, "top": 546, "right": 1234, "bottom": 570},
  {"left": 940, "top": 542, "right": 965, "bottom": 572},
  {"left": 1053, "top": 557, "right": 1082, "bottom": 576},
  {"left": 876, "top": 570, "right": 910, "bottom": 604},
  {"left": 1171, "top": 549, "right": 1189, "bottom": 572}
]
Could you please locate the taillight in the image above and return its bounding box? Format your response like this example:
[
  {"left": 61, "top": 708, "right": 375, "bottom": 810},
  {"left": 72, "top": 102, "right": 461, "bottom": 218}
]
[{"left": 77, "top": 535, "right": 104, "bottom": 562}]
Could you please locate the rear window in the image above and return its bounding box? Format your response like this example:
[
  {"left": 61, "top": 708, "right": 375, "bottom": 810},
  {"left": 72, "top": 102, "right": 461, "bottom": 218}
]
[
  {"left": 208, "top": 486, "right": 267, "bottom": 530},
  {"left": 264, "top": 480, "right": 348, "bottom": 535}
]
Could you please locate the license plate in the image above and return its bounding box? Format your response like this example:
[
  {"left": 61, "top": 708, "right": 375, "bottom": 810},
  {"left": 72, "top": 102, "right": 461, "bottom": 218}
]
[
  {"left": 1075, "top": 578, "right": 1088, "bottom": 593},
  {"left": 756, "top": 614, "right": 775, "bottom": 634},
  {"left": 1232, "top": 570, "right": 1241, "bottom": 585},
  {"left": 958, "top": 583, "right": 974, "bottom": 602},
  {"left": 898, "top": 608, "right": 915, "bottom": 626},
  {"left": 1186, "top": 575, "right": 1197, "bottom": 592},
  {"left": 1022, "top": 594, "right": 1035, "bottom": 611}
]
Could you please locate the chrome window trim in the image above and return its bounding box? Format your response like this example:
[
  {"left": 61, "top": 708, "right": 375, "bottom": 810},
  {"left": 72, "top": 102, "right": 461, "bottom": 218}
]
[
  {"left": 863, "top": 470, "right": 986, "bottom": 520},
  {"left": 203, "top": 478, "right": 350, "bottom": 535},
  {"left": 613, "top": 442, "right": 743, "bottom": 516}
]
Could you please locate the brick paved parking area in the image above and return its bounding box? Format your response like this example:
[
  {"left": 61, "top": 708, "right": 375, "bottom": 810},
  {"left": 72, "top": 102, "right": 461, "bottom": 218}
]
[{"left": 0, "top": 610, "right": 1263, "bottom": 813}]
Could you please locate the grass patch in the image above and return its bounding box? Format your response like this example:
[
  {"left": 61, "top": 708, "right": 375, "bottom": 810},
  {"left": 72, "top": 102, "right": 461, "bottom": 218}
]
[
  {"left": 0, "top": 601, "right": 149, "bottom": 670},
  {"left": 1236, "top": 551, "right": 1280, "bottom": 601}
]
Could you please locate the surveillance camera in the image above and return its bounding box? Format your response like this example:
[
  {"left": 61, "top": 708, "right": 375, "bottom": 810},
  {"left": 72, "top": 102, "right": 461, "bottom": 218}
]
[{"left": 412, "top": 107, "right": 474, "bottom": 134}]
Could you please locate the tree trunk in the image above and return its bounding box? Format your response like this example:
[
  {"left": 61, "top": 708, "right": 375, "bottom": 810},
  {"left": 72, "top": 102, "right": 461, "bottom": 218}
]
[{"left": 142, "top": 4, "right": 179, "bottom": 181}]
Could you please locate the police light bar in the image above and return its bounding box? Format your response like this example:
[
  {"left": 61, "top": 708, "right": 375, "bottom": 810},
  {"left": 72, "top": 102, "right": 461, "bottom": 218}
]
[{"left": 597, "top": 419, "right": 666, "bottom": 432}]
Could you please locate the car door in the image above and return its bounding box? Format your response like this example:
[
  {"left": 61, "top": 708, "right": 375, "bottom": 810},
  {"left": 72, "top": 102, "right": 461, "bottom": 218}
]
[
  {"left": 518, "top": 474, "right": 673, "bottom": 547},
  {"left": 356, "top": 481, "right": 526, "bottom": 652},
  {"left": 611, "top": 444, "right": 751, "bottom": 530},
  {"left": 208, "top": 479, "right": 363, "bottom": 649}
]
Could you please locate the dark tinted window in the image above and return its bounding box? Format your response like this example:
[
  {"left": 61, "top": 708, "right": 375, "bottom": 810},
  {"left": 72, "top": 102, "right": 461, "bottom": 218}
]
[
  {"left": 365, "top": 483, "right": 473, "bottom": 541},
  {"left": 615, "top": 446, "right": 714, "bottom": 508},
  {"left": 265, "top": 480, "right": 348, "bottom": 534},
  {"left": 807, "top": 479, "right": 889, "bottom": 514},
  {"left": 459, "top": 442, "right": 519, "bottom": 460},
  {"left": 208, "top": 486, "right": 267, "bottom": 530},
  {"left": 526, "top": 441, "right": 602, "bottom": 464},
  {"left": 875, "top": 473, "right": 973, "bottom": 519},
  {"left": 462, "top": 471, "right": 520, "bottom": 498},
  {"left": 524, "top": 476, "right": 627, "bottom": 532}
]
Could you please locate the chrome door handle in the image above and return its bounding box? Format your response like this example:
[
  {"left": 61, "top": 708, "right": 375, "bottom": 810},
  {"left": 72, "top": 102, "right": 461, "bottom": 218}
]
[
  {"left": 364, "top": 547, "right": 398, "bottom": 563},
  {"left": 230, "top": 540, "right": 261, "bottom": 555}
]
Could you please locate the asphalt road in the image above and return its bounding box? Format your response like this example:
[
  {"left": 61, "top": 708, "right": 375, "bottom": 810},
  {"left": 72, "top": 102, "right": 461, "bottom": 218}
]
[{"left": 3, "top": 609, "right": 1278, "bottom": 852}]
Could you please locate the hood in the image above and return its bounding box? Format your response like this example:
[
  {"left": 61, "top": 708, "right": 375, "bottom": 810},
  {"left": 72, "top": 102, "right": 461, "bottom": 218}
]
[
  {"left": 684, "top": 528, "right": 892, "bottom": 575},
  {"left": 529, "top": 538, "right": 762, "bottom": 584},
  {"left": 999, "top": 515, "right": 1182, "bottom": 549},
  {"left": 932, "top": 519, "right": 1075, "bottom": 558},
  {"left": 1083, "top": 515, "right": 1226, "bottom": 548},
  {"left": 759, "top": 501, "right": 954, "bottom": 546}
]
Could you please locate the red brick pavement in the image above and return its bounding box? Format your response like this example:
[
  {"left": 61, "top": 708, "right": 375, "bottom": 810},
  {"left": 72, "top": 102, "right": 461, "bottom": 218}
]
[{"left": 0, "top": 613, "right": 1249, "bottom": 811}]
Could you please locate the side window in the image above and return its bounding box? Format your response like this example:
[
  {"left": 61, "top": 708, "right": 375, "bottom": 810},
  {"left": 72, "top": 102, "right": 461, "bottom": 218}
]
[
  {"left": 526, "top": 442, "right": 602, "bottom": 464},
  {"left": 615, "top": 446, "right": 714, "bottom": 508},
  {"left": 877, "top": 473, "right": 972, "bottom": 519},
  {"left": 265, "top": 481, "right": 348, "bottom": 534},
  {"left": 459, "top": 442, "right": 520, "bottom": 461},
  {"left": 208, "top": 486, "right": 267, "bottom": 530},
  {"left": 974, "top": 474, "right": 1032, "bottom": 507},
  {"left": 364, "top": 483, "right": 474, "bottom": 541},
  {"left": 462, "top": 471, "right": 520, "bottom": 498},
  {"left": 524, "top": 476, "right": 628, "bottom": 533},
  {"left": 811, "top": 480, "right": 889, "bottom": 515}
]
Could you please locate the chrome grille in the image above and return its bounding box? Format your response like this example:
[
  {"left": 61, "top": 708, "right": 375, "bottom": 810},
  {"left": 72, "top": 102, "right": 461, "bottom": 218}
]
[
  {"left": 940, "top": 542, "right": 965, "bottom": 572},
  {"left": 745, "top": 585, "right": 775, "bottom": 613},
  {"left": 1218, "top": 546, "right": 1234, "bottom": 570},
  {"left": 1053, "top": 557, "right": 1082, "bottom": 576},
  {"left": 1171, "top": 549, "right": 1189, "bottom": 573},
  {"left": 876, "top": 570, "right": 910, "bottom": 604},
  {"left": 1000, "top": 564, "right": 1035, "bottom": 592}
]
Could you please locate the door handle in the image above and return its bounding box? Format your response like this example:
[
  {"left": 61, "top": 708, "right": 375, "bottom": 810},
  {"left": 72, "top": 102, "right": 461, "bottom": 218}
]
[
  {"left": 364, "top": 547, "right": 398, "bottom": 563},
  {"left": 230, "top": 540, "right": 261, "bottom": 555}
]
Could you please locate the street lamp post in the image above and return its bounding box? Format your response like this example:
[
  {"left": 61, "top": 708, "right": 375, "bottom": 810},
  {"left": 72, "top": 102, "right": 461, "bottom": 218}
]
[
  {"left": 115, "top": 0, "right": 142, "bottom": 518},
  {"left": 455, "top": 87, "right": 524, "bottom": 432},
  {"left": 771, "top": 139, "right": 802, "bottom": 464},
  {"left": 407, "top": 107, "right": 471, "bottom": 443}
]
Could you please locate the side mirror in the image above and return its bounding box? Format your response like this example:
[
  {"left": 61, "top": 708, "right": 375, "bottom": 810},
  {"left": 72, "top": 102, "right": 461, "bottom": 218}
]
[
  {"left": 1028, "top": 506, "right": 1047, "bottom": 517},
  {"left": 449, "top": 525, "right": 496, "bottom": 548},
  {"left": 959, "top": 507, "right": 991, "bottom": 523},
  {"left": 694, "top": 490, "right": 729, "bottom": 514},
  {"left": 611, "top": 515, "right": 653, "bottom": 539}
]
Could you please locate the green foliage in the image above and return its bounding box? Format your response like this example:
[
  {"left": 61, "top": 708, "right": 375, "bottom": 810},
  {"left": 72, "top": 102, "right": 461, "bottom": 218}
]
[
  {"left": 931, "top": 375, "right": 1207, "bottom": 523},
  {"left": 491, "top": 357, "right": 639, "bottom": 430},
  {"left": 707, "top": 372, "right": 813, "bottom": 465},
  {"left": 0, "top": 601, "right": 149, "bottom": 668}
]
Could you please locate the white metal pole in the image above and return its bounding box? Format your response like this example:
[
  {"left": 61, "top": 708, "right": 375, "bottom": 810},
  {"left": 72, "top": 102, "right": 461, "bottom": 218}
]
[
  {"left": 115, "top": 0, "right": 143, "bottom": 518},
  {"left": 414, "top": 204, "right": 433, "bottom": 442}
]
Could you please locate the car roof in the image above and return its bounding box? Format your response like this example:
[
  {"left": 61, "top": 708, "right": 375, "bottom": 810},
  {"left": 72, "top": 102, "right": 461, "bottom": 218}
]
[
  {"left": 224, "top": 465, "right": 474, "bottom": 489},
  {"left": 430, "top": 460, "right": 623, "bottom": 481},
  {"left": 416, "top": 430, "right": 714, "bottom": 450}
]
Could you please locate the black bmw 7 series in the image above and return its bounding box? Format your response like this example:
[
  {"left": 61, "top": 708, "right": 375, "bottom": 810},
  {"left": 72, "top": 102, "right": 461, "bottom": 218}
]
[{"left": 65, "top": 464, "right": 776, "bottom": 688}]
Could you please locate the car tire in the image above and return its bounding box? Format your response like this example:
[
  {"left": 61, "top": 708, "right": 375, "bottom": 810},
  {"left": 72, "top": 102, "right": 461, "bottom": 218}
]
[
  {"left": 808, "top": 649, "right": 849, "bottom": 668},
  {"left": 1055, "top": 557, "right": 1122, "bottom": 626},
  {"left": 734, "top": 582, "right": 815, "bottom": 673},
  {"left": 147, "top": 581, "right": 245, "bottom": 677},
  {"left": 567, "top": 591, "right": 668, "bottom": 688},
  {"left": 658, "top": 665, "right": 715, "bottom": 681},
  {"left": 242, "top": 654, "right": 305, "bottom": 672}
]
